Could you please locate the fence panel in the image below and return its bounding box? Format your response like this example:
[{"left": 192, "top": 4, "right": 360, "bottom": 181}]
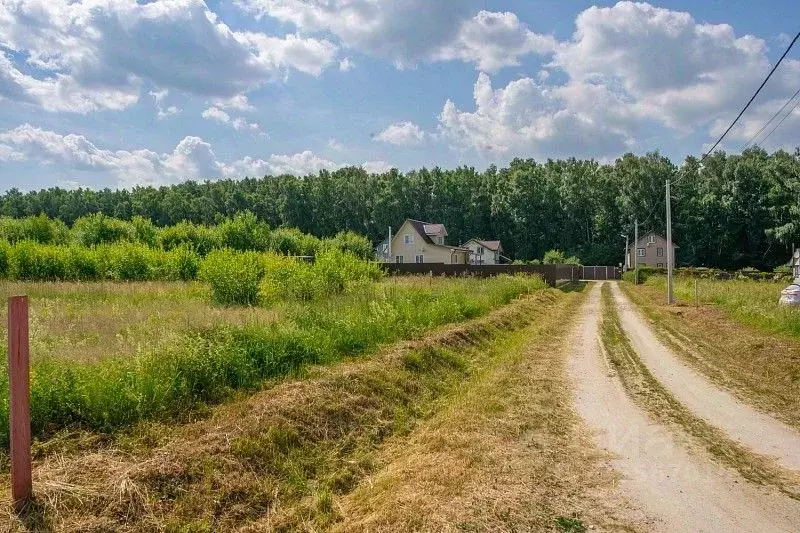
[{"left": 382, "top": 263, "right": 559, "bottom": 286}]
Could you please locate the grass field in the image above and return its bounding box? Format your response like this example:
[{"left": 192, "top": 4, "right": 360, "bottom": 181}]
[
  {"left": 2, "top": 283, "right": 644, "bottom": 532},
  {"left": 0, "top": 275, "right": 547, "bottom": 448},
  {"left": 643, "top": 275, "right": 800, "bottom": 337},
  {"left": 622, "top": 277, "right": 800, "bottom": 429}
]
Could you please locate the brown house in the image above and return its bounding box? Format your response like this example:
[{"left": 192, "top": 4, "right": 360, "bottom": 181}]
[{"left": 625, "top": 231, "right": 676, "bottom": 269}]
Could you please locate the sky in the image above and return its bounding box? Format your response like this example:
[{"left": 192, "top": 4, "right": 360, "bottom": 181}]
[{"left": 0, "top": 0, "right": 798, "bottom": 192}]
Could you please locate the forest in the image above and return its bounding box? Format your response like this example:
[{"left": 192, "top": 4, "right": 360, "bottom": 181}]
[{"left": 2, "top": 147, "right": 799, "bottom": 269}]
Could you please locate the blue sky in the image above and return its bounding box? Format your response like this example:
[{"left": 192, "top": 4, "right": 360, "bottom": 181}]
[{"left": 0, "top": 0, "right": 798, "bottom": 191}]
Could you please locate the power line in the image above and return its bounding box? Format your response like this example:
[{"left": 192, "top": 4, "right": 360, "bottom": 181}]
[
  {"left": 759, "top": 92, "right": 800, "bottom": 149},
  {"left": 741, "top": 86, "right": 800, "bottom": 149},
  {"left": 702, "top": 30, "right": 800, "bottom": 160}
]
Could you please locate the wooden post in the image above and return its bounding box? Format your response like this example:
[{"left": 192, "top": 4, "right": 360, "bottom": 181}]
[{"left": 8, "top": 296, "right": 32, "bottom": 506}]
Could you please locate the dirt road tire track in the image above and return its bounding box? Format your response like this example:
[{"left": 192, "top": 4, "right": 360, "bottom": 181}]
[
  {"left": 610, "top": 282, "right": 800, "bottom": 472},
  {"left": 568, "top": 283, "right": 800, "bottom": 533}
]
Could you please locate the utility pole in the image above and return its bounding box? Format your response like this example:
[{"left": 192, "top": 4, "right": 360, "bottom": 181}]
[
  {"left": 666, "top": 180, "right": 674, "bottom": 304},
  {"left": 622, "top": 233, "right": 629, "bottom": 271},
  {"left": 387, "top": 226, "right": 392, "bottom": 261},
  {"left": 634, "top": 219, "right": 639, "bottom": 284}
]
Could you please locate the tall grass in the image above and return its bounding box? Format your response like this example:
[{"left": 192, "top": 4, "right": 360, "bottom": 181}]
[
  {"left": 644, "top": 275, "right": 800, "bottom": 337},
  {"left": 0, "top": 275, "right": 546, "bottom": 446}
]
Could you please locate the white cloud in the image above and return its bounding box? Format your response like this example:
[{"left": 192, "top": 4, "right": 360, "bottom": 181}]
[
  {"left": 327, "top": 138, "right": 345, "bottom": 151},
  {"left": 374, "top": 121, "right": 426, "bottom": 146},
  {"left": 339, "top": 57, "right": 354, "bottom": 72},
  {"left": 438, "top": 73, "right": 631, "bottom": 159},
  {"left": 211, "top": 94, "right": 255, "bottom": 111},
  {"left": 158, "top": 105, "right": 182, "bottom": 120},
  {"left": 1, "top": 124, "right": 395, "bottom": 186},
  {"left": 551, "top": 2, "right": 799, "bottom": 133},
  {"left": 0, "top": 0, "right": 339, "bottom": 113},
  {"left": 149, "top": 90, "right": 181, "bottom": 119},
  {"left": 362, "top": 160, "right": 392, "bottom": 173},
  {"left": 238, "top": 0, "right": 476, "bottom": 68},
  {"left": 202, "top": 106, "right": 262, "bottom": 134},
  {"left": 0, "top": 143, "right": 23, "bottom": 161},
  {"left": 439, "top": 2, "right": 800, "bottom": 159},
  {"left": 433, "top": 11, "right": 557, "bottom": 72}
]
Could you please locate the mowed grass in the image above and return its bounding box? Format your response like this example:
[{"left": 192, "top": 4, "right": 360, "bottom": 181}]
[
  {"left": 622, "top": 278, "right": 800, "bottom": 429},
  {"left": 0, "top": 287, "right": 576, "bottom": 531},
  {"left": 0, "top": 275, "right": 547, "bottom": 449},
  {"left": 644, "top": 275, "right": 800, "bottom": 337}
]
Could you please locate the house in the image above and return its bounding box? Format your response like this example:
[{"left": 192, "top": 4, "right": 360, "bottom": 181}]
[
  {"left": 462, "top": 239, "right": 505, "bottom": 265},
  {"left": 625, "top": 231, "right": 676, "bottom": 269},
  {"left": 384, "top": 219, "right": 470, "bottom": 264}
]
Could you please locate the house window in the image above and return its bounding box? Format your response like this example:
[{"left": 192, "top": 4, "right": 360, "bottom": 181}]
[
  {"left": 647, "top": 235, "right": 655, "bottom": 244},
  {"left": 477, "top": 246, "right": 484, "bottom": 255},
  {"left": 437, "top": 236, "right": 443, "bottom": 244},
  {"left": 415, "top": 254, "right": 424, "bottom": 263},
  {"left": 404, "top": 234, "right": 413, "bottom": 244},
  {"left": 395, "top": 255, "right": 404, "bottom": 263},
  {"left": 657, "top": 247, "right": 664, "bottom": 257},
  {"left": 637, "top": 248, "right": 646, "bottom": 257}
]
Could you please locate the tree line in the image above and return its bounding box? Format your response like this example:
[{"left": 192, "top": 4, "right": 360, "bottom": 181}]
[{"left": 2, "top": 148, "right": 798, "bottom": 269}]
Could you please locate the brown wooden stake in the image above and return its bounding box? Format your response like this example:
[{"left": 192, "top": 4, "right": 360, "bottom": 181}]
[{"left": 8, "top": 295, "right": 32, "bottom": 506}]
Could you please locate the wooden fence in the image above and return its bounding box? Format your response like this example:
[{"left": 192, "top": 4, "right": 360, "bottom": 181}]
[{"left": 382, "top": 264, "right": 622, "bottom": 287}]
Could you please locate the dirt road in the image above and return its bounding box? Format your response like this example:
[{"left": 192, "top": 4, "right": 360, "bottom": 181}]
[
  {"left": 568, "top": 284, "right": 800, "bottom": 532},
  {"left": 610, "top": 282, "right": 800, "bottom": 472}
]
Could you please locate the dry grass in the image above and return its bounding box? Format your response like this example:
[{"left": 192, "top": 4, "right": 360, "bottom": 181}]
[
  {"left": 600, "top": 284, "right": 800, "bottom": 501},
  {"left": 0, "top": 288, "right": 568, "bottom": 531},
  {"left": 620, "top": 281, "right": 800, "bottom": 430},
  {"left": 0, "top": 281, "right": 280, "bottom": 363},
  {"left": 332, "top": 285, "right": 643, "bottom": 533}
]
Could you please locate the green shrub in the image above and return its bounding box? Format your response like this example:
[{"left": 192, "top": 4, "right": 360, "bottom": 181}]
[
  {"left": 65, "top": 245, "right": 101, "bottom": 280},
  {"left": 101, "top": 242, "right": 153, "bottom": 281},
  {"left": 7, "top": 241, "right": 69, "bottom": 280},
  {"left": 268, "top": 227, "right": 321, "bottom": 256},
  {"left": 72, "top": 213, "right": 135, "bottom": 246},
  {"left": 0, "top": 240, "right": 8, "bottom": 276},
  {"left": 217, "top": 211, "right": 270, "bottom": 252},
  {"left": 131, "top": 216, "right": 158, "bottom": 247},
  {"left": 200, "top": 249, "right": 265, "bottom": 305},
  {"left": 324, "top": 231, "right": 373, "bottom": 260},
  {"left": 0, "top": 215, "right": 69, "bottom": 244},
  {"left": 542, "top": 249, "right": 581, "bottom": 265},
  {"left": 159, "top": 221, "right": 221, "bottom": 255}
]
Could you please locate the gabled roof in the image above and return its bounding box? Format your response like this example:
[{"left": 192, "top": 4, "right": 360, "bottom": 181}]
[
  {"left": 628, "top": 231, "right": 678, "bottom": 247},
  {"left": 463, "top": 238, "right": 503, "bottom": 252},
  {"left": 406, "top": 219, "right": 449, "bottom": 245},
  {"left": 398, "top": 219, "right": 469, "bottom": 251}
]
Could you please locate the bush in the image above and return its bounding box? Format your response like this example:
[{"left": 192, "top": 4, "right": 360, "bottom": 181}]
[
  {"left": 542, "top": 249, "right": 581, "bottom": 265},
  {"left": 131, "top": 216, "right": 158, "bottom": 247},
  {"left": 65, "top": 245, "right": 101, "bottom": 280},
  {"left": 7, "top": 241, "right": 69, "bottom": 280},
  {"left": 159, "top": 221, "right": 221, "bottom": 255},
  {"left": 72, "top": 213, "right": 135, "bottom": 246},
  {"left": 200, "top": 249, "right": 265, "bottom": 306},
  {"left": 268, "top": 227, "right": 321, "bottom": 256},
  {"left": 0, "top": 215, "right": 69, "bottom": 244},
  {"left": 0, "top": 240, "right": 9, "bottom": 276},
  {"left": 100, "top": 242, "right": 153, "bottom": 281},
  {"left": 217, "top": 211, "right": 270, "bottom": 252},
  {"left": 324, "top": 231, "right": 373, "bottom": 260}
]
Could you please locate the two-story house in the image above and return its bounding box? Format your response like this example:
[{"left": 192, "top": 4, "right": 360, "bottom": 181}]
[
  {"left": 383, "top": 219, "right": 470, "bottom": 264},
  {"left": 462, "top": 239, "right": 504, "bottom": 265},
  {"left": 626, "top": 231, "right": 676, "bottom": 269}
]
